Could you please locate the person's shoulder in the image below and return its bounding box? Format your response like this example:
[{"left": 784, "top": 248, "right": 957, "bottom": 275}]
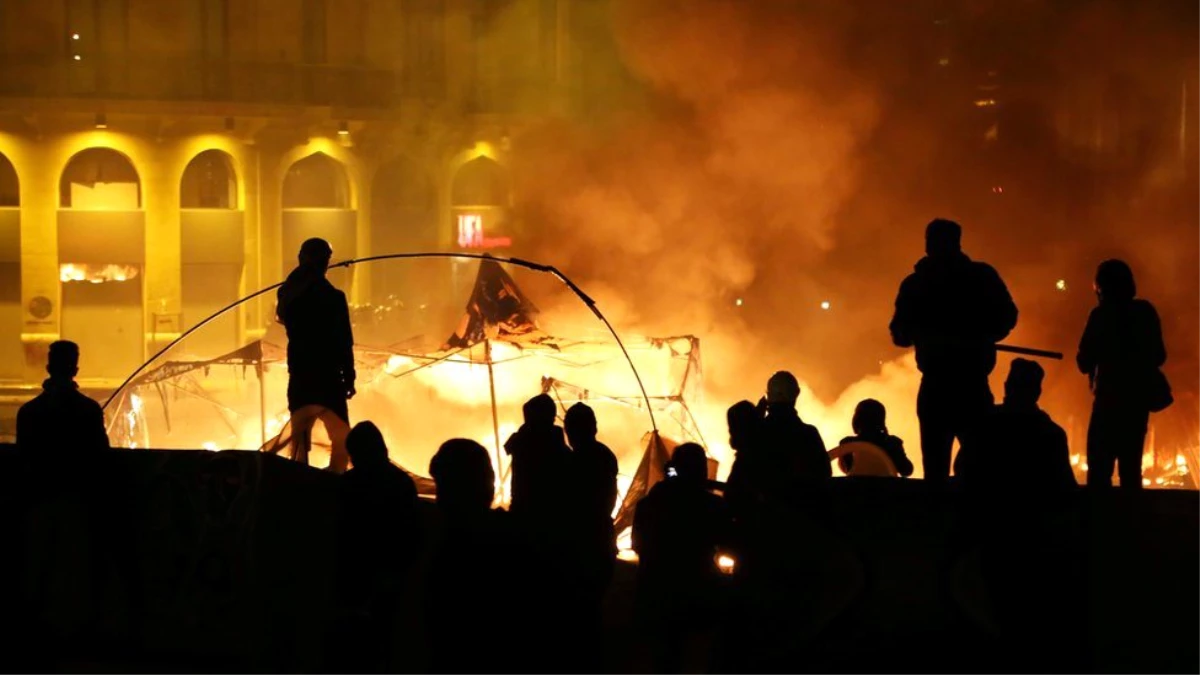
[{"left": 1131, "top": 298, "right": 1160, "bottom": 318}]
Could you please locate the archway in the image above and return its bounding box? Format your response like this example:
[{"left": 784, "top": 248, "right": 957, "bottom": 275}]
[
  {"left": 60, "top": 147, "right": 141, "bottom": 209},
  {"left": 451, "top": 155, "right": 511, "bottom": 250},
  {"left": 57, "top": 148, "right": 145, "bottom": 381},
  {"left": 370, "top": 156, "right": 438, "bottom": 311},
  {"left": 181, "top": 149, "right": 244, "bottom": 357},
  {"left": 281, "top": 152, "right": 355, "bottom": 288},
  {"left": 0, "top": 153, "right": 19, "bottom": 378}
]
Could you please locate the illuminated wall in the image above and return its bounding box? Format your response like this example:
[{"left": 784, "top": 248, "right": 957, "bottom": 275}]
[{"left": 0, "top": 0, "right": 567, "bottom": 389}]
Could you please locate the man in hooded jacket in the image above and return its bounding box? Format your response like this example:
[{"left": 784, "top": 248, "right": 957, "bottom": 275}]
[
  {"left": 890, "top": 219, "right": 1017, "bottom": 482},
  {"left": 276, "top": 238, "right": 356, "bottom": 472}
]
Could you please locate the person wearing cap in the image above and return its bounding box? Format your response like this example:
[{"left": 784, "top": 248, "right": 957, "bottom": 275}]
[
  {"left": 276, "top": 238, "right": 356, "bottom": 472},
  {"left": 758, "top": 371, "right": 830, "bottom": 492},
  {"left": 954, "top": 358, "right": 1075, "bottom": 493},
  {"left": 889, "top": 219, "right": 1017, "bottom": 482}
]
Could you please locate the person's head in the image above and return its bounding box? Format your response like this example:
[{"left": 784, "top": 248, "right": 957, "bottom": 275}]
[
  {"left": 46, "top": 340, "right": 80, "bottom": 379},
  {"left": 925, "top": 218, "right": 963, "bottom": 258},
  {"left": 851, "top": 398, "right": 887, "bottom": 437},
  {"left": 766, "top": 371, "right": 800, "bottom": 406},
  {"left": 1003, "top": 358, "right": 1044, "bottom": 407},
  {"left": 430, "top": 438, "right": 495, "bottom": 515},
  {"left": 726, "top": 400, "right": 760, "bottom": 452},
  {"left": 346, "top": 421, "right": 389, "bottom": 469},
  {"left": 522, "top": 393, "right": 557, "bottom": 427},
  {"left": 298, "top": 238, "right": 333, "bottom": 273},
  {"left": 668, "top": 443, "right": 708, "bottom": 484},
  {"left": 1094, "top": 259, "right": 1136, "bottom": 303},
  {"left": 564, "top": 402, "right": 597, "bottom": 447}
]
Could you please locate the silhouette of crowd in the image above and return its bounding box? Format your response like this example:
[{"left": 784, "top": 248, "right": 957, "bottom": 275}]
[{"left": 14, "top": 228, "right": 1176, "bottom": 673}]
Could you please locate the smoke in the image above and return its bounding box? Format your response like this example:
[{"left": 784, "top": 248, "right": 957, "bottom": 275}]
[{"left": 503, "top": 0, "right": 1198, "bottom": 470}]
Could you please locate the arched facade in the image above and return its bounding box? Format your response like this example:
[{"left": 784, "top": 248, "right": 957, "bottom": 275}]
[
  {"left": 0, "top": 153, "right": 20, "bottom": 378},
  {"left": 56, "top": 147, "right": 146, "bottom": 380},
  {"left": 181, "top": 149, "right": 238, "bottom": 209},
  {"left": 59, "top": 147, "right": 142, "bottom": 210},
  {"left": 450, "top": 155, "right": 511, "bottom": 251},
  {"left": 180, "top": 148, "right": 245, "bottom": 356},
  {"left": 369, "top": 155, "right": 439, "bottom": 307},
  {"left": 281, "top": 152, "right": 356, "bottom": 288},
  {"left": 283, "top": 152, "right": 350, "bottom": 209}
]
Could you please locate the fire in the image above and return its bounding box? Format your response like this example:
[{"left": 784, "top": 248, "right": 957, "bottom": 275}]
[{"left": 60, "top": 263, "right": 139, "bottom": 283}]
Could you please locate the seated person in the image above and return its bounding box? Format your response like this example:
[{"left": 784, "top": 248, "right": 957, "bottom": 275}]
[
  {"left": 830, "top": 399, "right": 914, "bottom": 477},
  {"left": 954, "top": 359, "right": 1076, "bottom": 492}
]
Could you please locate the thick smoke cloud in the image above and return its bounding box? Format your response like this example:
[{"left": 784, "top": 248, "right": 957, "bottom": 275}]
[{"left": 507, "top": 0, "right": 1198, "bottom": 464}]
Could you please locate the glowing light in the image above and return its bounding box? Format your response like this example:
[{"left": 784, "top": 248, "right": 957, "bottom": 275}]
[
  {"left": 616, "top": 549, "right": 639, "bottom": 563},
  {"left": 202, "top": 441, "right": 219, "bottom": 452},
  {"left": 337, "top": 121, "right": 350, "bottom": 136},
  {"left": 73, "top": 54, "right": 82, "bottom": 61},
  {"left": 60, "top": 263, "right": 139, "bottom": 283},
  {"left": 1081, "top": 462, "right": 1089, "bottom": 472},
  {"left": 938, "top": 57, "right": 950, "bottom": 66},
  {"left": 1070, "top": 454, "right": 1080, "bottom": 466},
  {"left": 1142, "top": 478, "right": 1151, "bottom": 486},
  {"left": 716, "top": 554, "right": 736, "bottom": 575},
  {"left": 72, "top": 33, "right": 80, "bottom": 40},
  {"left": 991, "top": 186, "right": 1004, "bottom": 194},
  {"left": 820, "top": 301, "right": 831, "bottom": 311},
  {"left": 735, "top": 298, "right": 743, "bottom": 307},
  {"left": 94, "top": 113, "right": 106, "bottom": 129},
  {"left": 1154, "top": 477, "right": 1164, "bottom": 485},
  {"left": 1176, "top": 454, "right": 1188, "bottom": 468},
  {"left": 1056, "top": 279, "right": 1067, "bottom": 291},
  {"left": 974, "top": 98, "right": 997, "bottom": 107},
  {"left": 456, "top": 213, "right": 512, "bottom": 249}
]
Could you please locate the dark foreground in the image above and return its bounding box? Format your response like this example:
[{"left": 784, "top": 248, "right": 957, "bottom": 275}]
[{"left": 0, "top": 447, "right": 1195, "bottom": 673}]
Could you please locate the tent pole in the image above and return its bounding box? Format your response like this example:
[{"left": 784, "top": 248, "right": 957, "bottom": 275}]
[
  {"left": 484, "top": 339, "right": 504, "bottom": 502},
  {"left": 258, "top": 361, "right": 267, "bottom": 448}
]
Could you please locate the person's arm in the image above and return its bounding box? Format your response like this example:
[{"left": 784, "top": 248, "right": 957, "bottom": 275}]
[
  {"left": 812, "top": 426, "right": 831, "bottom": 478},
  {"left": 337, "top": 292, "right": 356, "bottom": 396},
  {"left": 1145, "top": 303, "right": 1167, "bottom": 368},
  {"left": 1076, "top": 308, "right": 1100, "bottom": 377},
  {"left": 889, "top": 276, "right": 917, "bottom": 348},
  {"left": 93, "top": 402, "right": 111, "bottom": 450},
  {"left": 1052, "top": 426, "right": 1076, "bottom": 489},
  {"left": 891, "top": 437, "right": 915, "bottom": 477},
  {"left": 985, "top": 266, "right": 1018, "bottom": 342}
]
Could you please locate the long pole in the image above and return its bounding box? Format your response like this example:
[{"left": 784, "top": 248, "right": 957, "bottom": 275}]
[
  {"left": 484, "top": 338, "right": 504, "bottom": 502},
  {"left": 257, "top": 360, "right": 267, "bottom": 448}
]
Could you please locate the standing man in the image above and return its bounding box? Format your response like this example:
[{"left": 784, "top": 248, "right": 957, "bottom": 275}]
[
  {"left": 17, "top": 340, "right": 109, "bottom": 455},
  {"left": 890, "top": 219, "right": 1017, "bottom": 481},
  {"left": 276, "top": 238, "right": 356, "bottom": 472}
]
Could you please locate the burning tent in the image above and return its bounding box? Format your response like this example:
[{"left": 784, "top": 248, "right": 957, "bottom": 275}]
[{"left": 105, "top": 255, "right": 712, "bottom": 518}]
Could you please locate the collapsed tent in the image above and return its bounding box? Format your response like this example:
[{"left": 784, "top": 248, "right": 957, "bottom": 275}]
[{"left": 105, "top": 255, "right": 713, "bottom": 524}]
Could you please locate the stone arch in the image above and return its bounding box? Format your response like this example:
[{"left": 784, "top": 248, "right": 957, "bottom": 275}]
[
  {"left": 59, "top": 147, "right": 142, "bottom": 209},
  {"left": 0, "top": 152, "right": 17, "bottom": 206},
  {"left": 181, "top": 149, "right": 238, "bottom": 208},
  {"left": 451, "top": 155, "right": 509, "bottom": 207},
  {"left": 283, "top": 151, "right": 350, "bottom": 209}
]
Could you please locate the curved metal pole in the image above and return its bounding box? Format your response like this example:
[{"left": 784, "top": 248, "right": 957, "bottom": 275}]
[{"left": 105, "top": 252, "right": 659, "bottom": 434}]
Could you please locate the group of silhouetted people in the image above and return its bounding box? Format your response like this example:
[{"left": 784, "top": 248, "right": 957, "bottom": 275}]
[{"left": 12, "top": 226, "right": 1173, "bottom": 673}]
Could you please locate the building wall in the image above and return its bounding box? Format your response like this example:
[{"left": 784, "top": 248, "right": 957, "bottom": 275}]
[{"left": 0, "top": 0, "right": 570, "bottom": 391}]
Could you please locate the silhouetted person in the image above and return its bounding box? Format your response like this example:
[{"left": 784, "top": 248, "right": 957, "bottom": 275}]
[
  {"left": 724, "top": 400, "right": 767, "bottom": 519},
  {"left": 1077, "top": 260, "right": 1167, "bottom": 489},
  {"left": 564, "top": 402, "right": 618, "bottom": 664},
  {"left": 16, "top": 340, "right": 108, "bottom": 457},
  {"left": 633, "top": 443, "right": 731, "bottom": 673},
  {"left": 890, "top": 219, "right": 1017, "bottom": 481},
  {"left": 333, "top": 422, "right": 419, "bottom": 672},
  {"left": 836, "top": 399, "right": 914, "bottom": 477},
  {"left": 16, "top": 341, "right": 138, "bottom": 652},
  {"left": 954, "top": 359, "right": 1075, "bottom": 493},
  {"left": 426, "top": 439, "right": 519, "bottom": 673},
  {"left": 758, "top": 371, "right": 830, "bottom": 492},
  {"left": 276, "top": 237, "right": 355, "bottom": 472},
  {"left": 503, "top": 393, "right": 571, "bottom": 518}
]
